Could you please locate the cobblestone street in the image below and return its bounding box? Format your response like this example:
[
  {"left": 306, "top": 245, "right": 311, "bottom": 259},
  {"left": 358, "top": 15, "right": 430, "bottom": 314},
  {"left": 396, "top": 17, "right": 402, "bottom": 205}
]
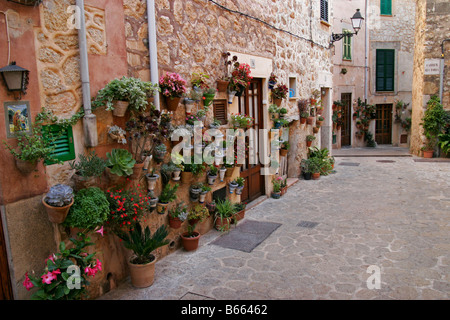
[{"left": 101, "top": 155, "right": 450, "bottom": 300}]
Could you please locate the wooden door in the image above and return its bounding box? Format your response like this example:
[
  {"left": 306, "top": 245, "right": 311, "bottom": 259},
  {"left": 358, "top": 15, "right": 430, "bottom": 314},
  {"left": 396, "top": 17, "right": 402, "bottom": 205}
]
[
  {"left": 340, "top": 93, "right": 352, "bottom": 146},
  {"left": 238, "top": 79, "right": 264, "bottom": 203},
  {"left": 375, "top": 104, "right": 393, "bottom": 145},
  {"left": 0, "top": 214, "right": 13, "bottom": 300}
]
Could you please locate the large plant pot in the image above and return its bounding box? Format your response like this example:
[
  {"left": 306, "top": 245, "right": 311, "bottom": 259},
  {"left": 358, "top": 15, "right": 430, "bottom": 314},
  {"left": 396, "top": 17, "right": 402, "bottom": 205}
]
[
  {"left": 423, "top": 150, "right": 433, "bottom": 158},
  {"left": 42, "top": 197, "right": 74, "bottom": 224},
  {"left": 181, "top": 231, "right": 200, "bottom": 251},
  {"left": 181, "top": 171, "right": 193, "bottom": 184},
  {"left": 217, "top": 80, "right": 229, "bottom": 92},
  {"left": 112, "top": 100, "right": 129, "bottom": 117},
  {"left": 303, "top": 172, "right": 312, "bottom": 180},
  {"left": 128, "top": 256, "right": 156, "bottom": 288},
  {"left": 215, "top": 216, "right": 232, "bottom": 232},
  {"left": 15, "top": 158, "right": 38, "bottom": 175},
  {"left": 165, "top": 96, "right": 181, "bottom": 111}
]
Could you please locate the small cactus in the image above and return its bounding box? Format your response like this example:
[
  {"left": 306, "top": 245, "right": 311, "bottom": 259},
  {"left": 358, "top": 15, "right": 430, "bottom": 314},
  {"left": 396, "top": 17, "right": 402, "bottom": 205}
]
[{"left": 45, "top": 184, "right": 74, "bottom": 207}]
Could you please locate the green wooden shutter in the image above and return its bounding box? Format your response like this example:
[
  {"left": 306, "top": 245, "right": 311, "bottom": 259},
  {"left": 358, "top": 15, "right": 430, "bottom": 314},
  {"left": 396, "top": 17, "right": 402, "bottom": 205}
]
[
  {"left": 43, "top": 125, "right": 75, "bottom": 165},
  {"left": 343, "top": 30, "right": 352, "bottom": 60},
  {"left": 380, "top": 0, "right": 392, "bottom": 15},
  {"left": 376, "top": 49, "right": 395, "bottom": 92}
]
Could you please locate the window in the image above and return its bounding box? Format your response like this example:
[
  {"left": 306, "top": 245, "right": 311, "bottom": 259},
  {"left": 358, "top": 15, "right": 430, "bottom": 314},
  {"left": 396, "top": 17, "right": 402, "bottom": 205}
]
[
  {"left": 320, "top": 0, "right": 329, "bottom": 23},
  {"left": 213, "top": 99, "right": 228, "bottom": 125},
  {"left": 42, "top": 125, "right": 75, "bottom": 165},
  {"left": 288, "top": 77, "right": 297, "bottom": 98},
  {"left": 380, "top": 0, "right": 392, "bottom": 15},
  {"left": 376, "top": 49, "right": 395, "bottom": 92},
  {"left": 342, "top": 30, "right": 352, "bottom": 60}
]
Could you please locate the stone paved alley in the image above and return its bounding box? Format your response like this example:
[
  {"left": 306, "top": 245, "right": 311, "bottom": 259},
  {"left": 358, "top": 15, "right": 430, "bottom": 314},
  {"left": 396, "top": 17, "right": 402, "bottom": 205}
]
[{"left": 100, "top": 155, "right": 450, "bottom": 300}]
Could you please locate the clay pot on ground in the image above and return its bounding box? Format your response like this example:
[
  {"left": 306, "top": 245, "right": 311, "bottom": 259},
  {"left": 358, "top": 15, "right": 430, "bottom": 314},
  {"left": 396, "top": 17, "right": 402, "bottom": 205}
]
[
  {"left": 234, "top": 209, "right": 246, "bottom": 222},
  {"left": 215, "top": 216, "right": 233, "bottom": 232},
  {"left": 181, "top": 231, "right": 201, "bottom": 251},
  {"left": 127, "top": 256, "right": 157, "bottom": 288},
  {"left": 112, "top": 100, "right": 129, "bottom": 117},
  {"left": 312, "top": 172, "right": 320, "bottom": 180},
  {"left": 423, "top": 150, "right": 433, "bottom": 158},
  {"left": 42, "top": 197, "right": 74, "bottom": 224},
  {"left": 271, "top": 191, "right": 281, "bottom": 199}
]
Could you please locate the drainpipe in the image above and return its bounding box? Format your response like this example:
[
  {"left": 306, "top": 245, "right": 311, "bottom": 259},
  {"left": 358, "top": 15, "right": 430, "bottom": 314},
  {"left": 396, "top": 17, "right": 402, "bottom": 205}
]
[
  {"left": 76, "top": 0, "right": 98, "bottom": 147},
  {"left": 147, "top": 0, "right": 160, "bottom": 110},
  {"left": 364, "top": 0, "right": 368, "bottom": 103},
  {"left": 440, "top": 39, "right": 450, "bottom": 104}
]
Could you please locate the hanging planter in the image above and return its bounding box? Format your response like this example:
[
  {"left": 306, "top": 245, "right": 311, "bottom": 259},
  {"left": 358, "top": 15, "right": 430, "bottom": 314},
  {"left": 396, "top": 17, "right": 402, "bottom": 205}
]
[
  {"left": 219, "top": 167, "right": 227, "bottom": 182},
  {"left": 228, "top": 181, "right": 238, "bottom": 193},
  {"left": 199, "top": 191, "right": 208, "bottom": 204},
  {"left": 184, "top": 98, "right": 195, "bottom": 114},
  {"left": 228, "top": 91, "right": 237, "bottom": 104},
  {"left": 145, "top": 173, "right": 159, "bottom": 191},
  {"left": 207, "top": 173, "right": 218, "bottom": 185},
  {"left": 165, "top": 96, "right": 181, "bottom": 111},
  {"left": 172, "top": 168, "right": 181, "bottom": 181},
  {"left": 15, "top": 158, "right": 38, "bottom": 175},
  {"left": 217, "top": 79, "right": 229, "bottom": 92},
  {"left": 189, "top": 185, "right": 202, "bottom": 202},
  {"left": 112, "top": 100, "right": 129, "bottom": 117},
  {"left": 307, "top": 116, "right": 315, "bottom": 125},
  {"left": 203, "top": 92, "right": 216, "bottom": 107},
  {"left": 235, "top": 186, "right": 244, "bottom": 195}
]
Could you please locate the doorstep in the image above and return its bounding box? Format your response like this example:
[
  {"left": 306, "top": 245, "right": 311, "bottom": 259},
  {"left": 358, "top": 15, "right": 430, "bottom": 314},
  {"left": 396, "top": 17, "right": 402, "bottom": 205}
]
[{"left": 286, "top": 177, "right": 299, "bottom": 188}]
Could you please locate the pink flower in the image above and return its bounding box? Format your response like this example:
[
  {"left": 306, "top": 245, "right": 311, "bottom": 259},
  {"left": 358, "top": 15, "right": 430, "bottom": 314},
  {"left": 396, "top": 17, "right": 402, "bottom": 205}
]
[
  {"left": 41, "top": 272, "right": 56, "bottom": 284},
  {"left": 23, "top": 272, "right": 34, "bottom": 291},
  {"left": 45, "top": 254, "right": 56, "bottom": 264},
  {"left": 95, "top": 226, "right": 104, "bottom": 237},
  {"left": 95, "top": 259, "right": 102, "bottom": 272},
  {"left": 85, "top": 266, "right": 98, "bottom": 277},
  {"left": 52, "top": 269, "right": 61, "bottom": 277}
]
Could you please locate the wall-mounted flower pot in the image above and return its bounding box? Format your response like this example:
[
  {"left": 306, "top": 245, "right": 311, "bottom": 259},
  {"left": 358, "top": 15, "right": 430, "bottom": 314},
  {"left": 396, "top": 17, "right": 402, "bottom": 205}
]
[
  {"left": 131, "top": 162, "right": 145, "bottom": 179},
  {"left": 189, "top": 186, "right": 201, "bottom": 202},
  {"left": 272, "top": 98, "right": 282, "bottom": 107},
  {"left": 172, "top": 169, "right": 181, "bottom": 181},
  {"left": 207, "top": 174, "right": 217, "bottom": 185},
  {"left": 156, "top": 202, "right": 169, "bottom": 214},
  {"left": 228, "top": 91, "right": 237, "bottom": 104},
  {"left": 42, "top": 197, "right": 74, "bottom": 224},
  {"left": 112, "top": 100, "right": 129, "bottom": 117},
  {"left": 181, "top": 231, "right": 200, "bottom": 251},
  {"left": 306, "top": 140, "right": 313, "bottom": 147},
  {"left": 268, "top": 80, "right": 276, "bottom": 90},
  {"left": 184, "top": 99, "right": 195, "bottom": 114},
  {"left": 235, "top": 186, "right": 244, "bottom": 195},
  {"left": 169, "top": 217, "right": 183, "bottom": 229},
  {"left": 199, "top": 191, "right": 207, "bottom": 203},
  {"left": 229, "top": 181, "right": 238, "bottom": 193},
  {"left": 15, "top": 159, "right": 37, "bottom": 175},
  {"left": 145, "top": 173, "right": 159, "bottom": 191},
  {"left": 313, "top": 127, "right": 320, "bottom": 134},
  {"left": 203, "top": 93, "right": 215, "bottom": 107},
  {"left": 149, "top": 196, "right": 158, "bottom": 209},
  {"left": 307, "top": 117, "right": 315, "bottom": 125},
  {"left": 280, "top": 149, "right": 288, "bottom": 157},
  {"left": 219, "top": 168, "right": 227, "bottom": 182},
  {"left": 300, "top": 117, "right": 307, "bottom": 124},
  {"left": 217, "top": 80, "right": 229, "bottom": 92},
  {"left": 165, "top": 96, "right": 181, "bottom": 111}
]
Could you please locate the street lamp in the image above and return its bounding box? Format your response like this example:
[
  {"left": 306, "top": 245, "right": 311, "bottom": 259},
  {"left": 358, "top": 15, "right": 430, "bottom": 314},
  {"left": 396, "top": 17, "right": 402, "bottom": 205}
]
[
  {"left": 330, "top": 9, "right": 364, "bottom": 44},
  {"left": 0, "top": 62, "right": 30, "bottom": 99}
]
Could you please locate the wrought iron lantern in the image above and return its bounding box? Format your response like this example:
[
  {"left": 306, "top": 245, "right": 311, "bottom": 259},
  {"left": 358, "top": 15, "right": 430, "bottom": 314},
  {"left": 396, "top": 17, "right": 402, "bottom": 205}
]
[{"left": 0, "top": 62, "right": 30, "bottom": 99}]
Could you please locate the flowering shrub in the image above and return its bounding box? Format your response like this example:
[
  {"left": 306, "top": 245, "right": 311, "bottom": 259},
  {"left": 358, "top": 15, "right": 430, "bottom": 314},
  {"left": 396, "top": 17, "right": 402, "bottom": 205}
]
[
  {"left": 106, "top": 185, "right": 150, "bottom": 233},
  {"left": 23, "top": 234, "right": 101, "bottom": 300},
  {"left": 272, "top": 176, "right": 283, "bottom": 193},
  {"left": 272, "top": 83, "right": 289, "bottom": 99},
  {"left": 159, "top": 72, "right": 187, "bottom": 98},
  {"left": 229, "top": 63, "right": 253, "bottom": 93},
  {"left": 230, "top": 113, "right": 254, "bottom": 129}
]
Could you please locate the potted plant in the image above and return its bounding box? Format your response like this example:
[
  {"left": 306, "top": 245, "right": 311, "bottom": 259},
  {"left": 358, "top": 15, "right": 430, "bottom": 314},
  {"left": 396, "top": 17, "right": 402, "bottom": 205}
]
[
  {"left": 214, "top": 199, "right": 236, "bottom": 232},
  {"left": 159, "top": 72, "right": 187, "bottom": 111},
  {"left": 63, "top": 187, "right": 109, "bottom": 235},
  {"left": 203, "top": 88, "right": 216, "bottom": 107},
  {"left": 189, "top": 182, "right": 203, "bottom": 202},
  {"left": 157, "top": 183, "right": 179, "bottom": 214},
  {"left": 280, "top": 140, "right": 290, "bottom": 157},
  {"left": 421, "top": 96, "right": 446, "bottom": 158},
  {"left": 154, "top": 143, "right": 167, "bottom": 163},
  {"left": 306, "top": 135, "right": 316, "bottom": 147},
  {"left": 233, "top": 202, "right": 246, "bottom": 222},
  {"left": 271, "top": 83, "right": 288, "bottom": 106},
  {"left": 92, "top": 77, "right": 157, "bottom": 117},
  {"left": 234, "top": 177, "right": 245, "bottom": 195},
  {"left": 187, "top": 203, "right": 210, "bottom": 227},
  {"left": 280, "top": 178, "right": 287, "bottom": 196},
  {"left": 268, "top": 73, "right": 278, "bottom": 89},
  {"left": 316, "top": 115, "right": 324, "bottom": 126},
  {"left": 199, "top": 185, "right": 211, "bottom": 204},
  {"left": 209, "top": 118, "right": 222, "bottom": 129},
  {"left": 181, "top": 224, "right": 201, "bottom": 252},
  {"left": 300, "top": 158, "right": 312, "bottom": 180},
  {"left": 42, "top": 184, "right": 74, "bottom": 224},
  {"left": 297, "top": 99, "right": 309, "bottom": 125},
  {"left": 309, "top": 157, "right": 322, "bottom": 180},
  {"left": 228, "top": 179, "right": 239, "bottom": 193},
  {"left": 207, "top": 165, "right": 219, "bottom": 185},
  {"left": 22, "top": 234, "right": 101, "bottom": 300},
  {"left": 279, "top": 107, "right": 288, "bottom": 119},
  {"left": 168, "top": 202, "right": 188, "bottom": 229},
  {"left": 4, "top": 125, "right": 57, "bottom": 174},
  {"left": 105, "top": 148, "right": 136, "bottom": 182},
  {"left": 228, "top": 61, "right": 252, "bottom": 97},
  {"left": 268, "top": 104, "right": 279, "bottom": 120},
  {"left": 217, "top": 52, "right": 234, "bottom": 92},
  {"left": 271, "top": 177, "right": 282, "bottom": 199},
  {"left": 145, "top": 169, "right": 159, "bottom": 191},
  {"left": 69, "top": 151, "right": 106, "bottom": 191},
  {"left": 219, "top": 166, "right": 227, "bottom": 182},
  {"left": 116, "top": 223, "right": 169, "bottom": 288}
]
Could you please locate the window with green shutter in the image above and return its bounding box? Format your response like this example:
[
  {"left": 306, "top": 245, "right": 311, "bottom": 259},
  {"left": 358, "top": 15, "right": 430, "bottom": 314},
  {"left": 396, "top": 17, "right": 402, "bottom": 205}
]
[
  {"left": 42, "top": 125, "right": 75, "bottom": 165},
  {"left": 320, "top": 0, "right": 329, "bottom": 23},
  {"left": 380, "top": 0, "right": 392, "bottom": 16},
  {"left": 343, "top": 30, "right": 352, "bottom": 60},
  {"left": 376, "top": 49, "right": 395, "bottom": 92}
]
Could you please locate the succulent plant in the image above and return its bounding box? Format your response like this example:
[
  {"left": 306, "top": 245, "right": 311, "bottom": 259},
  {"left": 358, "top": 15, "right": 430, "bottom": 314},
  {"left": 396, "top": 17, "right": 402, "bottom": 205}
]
[
  {"left": 106, "top": 148, "right": 136, "bottom": 176},
  {"left": 45, "top": 184, "right": 74, "bottom": 207}
]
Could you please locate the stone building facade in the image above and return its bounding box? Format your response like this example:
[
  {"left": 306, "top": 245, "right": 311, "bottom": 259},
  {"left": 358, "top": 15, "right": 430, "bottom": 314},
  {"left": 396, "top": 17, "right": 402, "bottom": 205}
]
[
  {"left": 0, "top": 0, "right": 332, "bottom": 299},
  {"left": 410, "top": 0, "right": 450, "bottom": 156},
  {"left": 332, "top": 0, "right": 416, "bottom": 148}
]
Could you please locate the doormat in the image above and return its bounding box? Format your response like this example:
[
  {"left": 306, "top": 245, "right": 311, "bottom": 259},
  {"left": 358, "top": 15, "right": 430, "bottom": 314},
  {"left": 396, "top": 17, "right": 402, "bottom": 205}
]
[
  {"left": 376, "top": 160, "right": 396, "bottom": 163},
  {"left": 210, "top": 220, "right": 281, "bottom": 253},
  {"left": 297, "top": 221, "right": 319, "bottom": 229},
  {"left": 338, "top": 162, "right": 360, "bottom": 166}
]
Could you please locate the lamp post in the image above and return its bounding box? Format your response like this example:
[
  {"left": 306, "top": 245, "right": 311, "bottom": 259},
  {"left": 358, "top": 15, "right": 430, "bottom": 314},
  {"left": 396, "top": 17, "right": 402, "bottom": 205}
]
[
  {"left": 330, "top": 9, "right": 364, "bottom": 44},
  {"left": 0, "top": 62, "right": 30, "bottom": 100}
]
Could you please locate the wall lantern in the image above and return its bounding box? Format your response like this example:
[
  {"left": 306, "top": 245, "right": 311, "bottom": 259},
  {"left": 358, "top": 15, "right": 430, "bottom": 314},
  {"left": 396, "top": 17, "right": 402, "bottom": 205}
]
[
  {"left": 0, "top": 62, "right": 30, "bottom": 100},
  {"left": 330, "top": 9, "right": 364, "bottom": 44}
]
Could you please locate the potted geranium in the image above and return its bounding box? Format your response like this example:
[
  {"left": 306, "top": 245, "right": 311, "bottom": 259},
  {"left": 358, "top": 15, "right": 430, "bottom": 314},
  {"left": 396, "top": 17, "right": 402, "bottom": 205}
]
[
  {"left": 271, "top": 177, "right": 282, "bottom": 199},
  {"left": 272, "top": 83, "right": 288, "bottom": 106},
  {"left": 42, "top": 184, "right": 74, "bottom": 224},
  {"left": 159, "top": 72, "right": 187, "bottom": 111},
  {"left": 117, "top": 223, "right": 169, "bottom": 288}
]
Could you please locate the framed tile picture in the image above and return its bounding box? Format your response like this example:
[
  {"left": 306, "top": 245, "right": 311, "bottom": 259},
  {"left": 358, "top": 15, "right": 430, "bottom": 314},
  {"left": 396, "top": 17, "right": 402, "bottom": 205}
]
[{"left": 4, "top": 101, "right": 32, "bottom": 138}]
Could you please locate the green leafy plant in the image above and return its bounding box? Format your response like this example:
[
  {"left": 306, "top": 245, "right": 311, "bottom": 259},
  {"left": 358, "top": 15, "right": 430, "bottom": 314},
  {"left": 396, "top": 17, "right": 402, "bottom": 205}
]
[
  {"left": 281, "top": 141, "right": 290, "bottom": 150},
  {"left": 300, "top": 158, "right": 311, "bottom": 174},
  {"left": 159, "top": 183, "right": 179, "bottom": 204},
  {"left": 116, "top": 223, "right": 169, "bottom": 265},
  {"left": 306, "top": 135, "right": 316, "bottom": 142},
  {"left": 22, "top": 234, "right": 100, "bottom": 300},
  {"left": 69, "top": 151, "right": 106, "bottom": 178},
  {"left": 215, "top": 199, "right": 236, "bottom": 219},
  {"left": 272, "top": 176, "right": 283, "bottom": 193},
  {"left": 272, "top": 83, "right": 288, "bottom": 99},
  {"left": 268, "top": 104, "right": 279, "bottom": 114},
  {"left": 188, "top": 204, "right": 210, "bottom": 222},
  {"left": 308, "top": 157, "right": 322, "bottom": 174},
  {"left": 201, "top": 184, "right": 212, "bottom": 193},
  {"left": 106, "top": 148, "right": 136, "bottom": 176},
  {"left": 64, "top": 187, "right": 109, "bottom": 231},
  {"left": 279, "top": 107, "right": 288, "bottom": 115},
  {"left": 421, "top": 96, "right": 446, "bottom": 151},
  {"left": 208, "top": 165, "right": 218, "bottom": 176},
  {"left": 93, "top": 77, "right": 158, "bottom": 113},
  {"left": 234, "top": 177, "right": 245, "bottom": 187},
  {"left": 168, "top": 202, "right": 188, "bottom": 220}
]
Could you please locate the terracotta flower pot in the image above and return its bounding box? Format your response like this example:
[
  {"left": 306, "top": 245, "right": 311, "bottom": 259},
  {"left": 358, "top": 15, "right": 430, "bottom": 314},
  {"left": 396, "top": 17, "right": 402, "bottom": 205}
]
[
  {"left": 165, "top": 96, "right": 181, "bottom": 111},
  {"left": 306, "top": 140, "right": 313, "bottom": 147},
  {"left": 312, "top": 172, "right": 320, "bottom": 180},
  {"left": 130, "top": 162, "right": 145, "bottom": 180},
  {"left": 423, "top": 150, "right": 433, "bottom": 158},
  {"left": 272, "top": 97, "right": 282, "bottom": 107},
  {"left": 234, "top": 209, "right": 246, "bottom": 222},
  {"left": 181, "top": 171, "right": 193, "bottom": 184},
  {"left": 181, "top": 231, "right": 200, "bottom": 251},
  {"left": 307, "top": 117, "right": 315, "bottom": 125},
  {"left": 300, "top": 117, "right": 307, "bottom": 124},
  {"left": 112, "top": 100, "right": 129, "bottom": 117},
  {"left": 217, "top": 79, "right": 229, "bottom": 92},
  {"left": 280, "top": 149, "right": 288, "bottom": 157},
  {"left": 215, "top": 216, "right": 232, "bottom": 232},
  {"left": 72, "top": 174, "right": 98, "bottom": 191},
  {"left": 42, "top": 197, "right": 74, "bottom": 224},
  {"left": 15, "top": 158, "right": 38, "bottom": 175},
  {"left": 128, "top": 256, "right": 156, "bottom": 288},
  {"left": 169, "top": 217, "right": 182, "bottom": 229}
]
